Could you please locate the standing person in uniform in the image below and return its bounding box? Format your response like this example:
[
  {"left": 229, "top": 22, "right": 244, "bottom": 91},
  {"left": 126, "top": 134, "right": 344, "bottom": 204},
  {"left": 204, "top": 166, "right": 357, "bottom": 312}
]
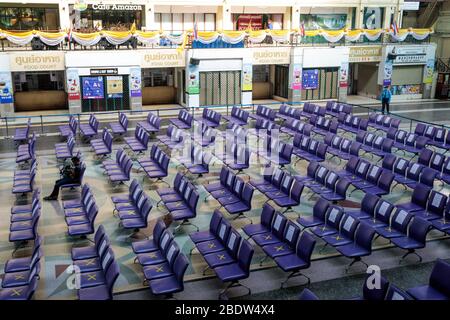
[{"left": 381, "top": 86, "right": 392, "bottom": 114}]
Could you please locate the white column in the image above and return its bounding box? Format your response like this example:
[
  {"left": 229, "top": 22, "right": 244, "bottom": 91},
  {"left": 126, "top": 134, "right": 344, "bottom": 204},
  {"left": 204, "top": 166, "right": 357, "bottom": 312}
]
[
  {"left": 144, "top": 2, "right": 155, "bottom": 30},
  {"left": 59, "top": 0, "right": 71, "bottom": 30},
  {"left": 222, "top": 3, "right": 233, "bottom": 30},
  {"left": 355, "top": 5, "right": 364, "bottom": 29},
  {"left": 291, "top": 5, "right": 300, "bottom": 30},
  {"left": 288, "top": 47, "right": 303, "bottom": 103}
]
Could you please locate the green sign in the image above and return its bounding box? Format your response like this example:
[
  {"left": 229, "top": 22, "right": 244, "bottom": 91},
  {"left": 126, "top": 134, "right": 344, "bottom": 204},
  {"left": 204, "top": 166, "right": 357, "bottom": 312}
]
[
  {"left": 300, "top": 14, "right": 347, "bottom": 30},
  {"left": 187, "top": 64, "right": 199, "bottom": 95}
]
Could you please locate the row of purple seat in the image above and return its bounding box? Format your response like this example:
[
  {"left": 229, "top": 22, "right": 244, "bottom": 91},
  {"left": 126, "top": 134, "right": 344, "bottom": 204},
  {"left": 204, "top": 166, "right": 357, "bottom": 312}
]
[
  {"left": 195, "top": 108, "right": 222, "bottom": 128},
  {"left": 325, "top": 100, "right": 353, "bottom": 117},
  {"left": 133, "top": 219, "right": 189, "bottom": 297},
  {"left": 55, "top": 135, "right": 76, "bottom": 160},
  {"left": 243, "top": 203, "right": 316, "bottom": 288},
  {"left": 109, "top": 112, "right": 128, "bottom": 136},
  {"left": 13, "top": 118, "right": 31, "bottom": 144},
  {"left": 293, "top": 133, "right": 328, "bottom": 163},
  {"left": 296, "top": 162, "right": 351, "bottom": 202},
  {"left": 157, "top": 125, "right": 184, "bottom": 150},
  {"left": 16, "top": 133, "right": 36, "bottom": 165},
  {"left": 256, "top": 137, "right": 293, "bottom": 168},
  {"left": 281, "top": 118, "right": 313, "bottom": 137},
  {"left": 382, "top": 154, "right": 439, "bottom": 189},
  {"left": 156, "top": 173, "right": 200, "bottom": 233},
  {"left": 223, "top": 106, "right": 250, "bottom": 126},
  {"left": 0, "top": 235, "right": 41, "bottom": 300},
  {"left": 204, "top": 166, "right": 254, "bottom": 219},
  {"left": 368, "top": 112, "right": 401, "bottom": 133},
  {"left": 170, "top": 109, "right": 193, "bottom": 129},
  {"left": 102, "top": 148, "right": 132, "bottom": 185},
  {"left": 63, "top": 184, "right": 98, "bottom": 238},
  {"left": 386, "top": 127, "right": 428, "bottom": 155},
  {"left": 324, "top": 132, "right": 362, "bottom": 162},
  {"left": 189, "top": 210, "right": 254, "bottom": 298},
  {"left": 13, "top": 158, "right": 36, "bottom": 195},
  {"left": 249, "top": 165, "right": 303, "bottom": 212},
  {"left": 91, "top": 128, "right": 113, "bottom": 157},
  {"left": 113, "top": 179, "right": 153, "bottom": 233},
  {"left": 177, "top": 144, "right": 212, "bottom": 177},
  {"left": 249, "top": 104, "right": 277, "bottom": 122},
  {"left": 414, "top": 122, "right": 450, "bottom": 151},
  {"left": 59, "top": 115, "right": 78, "bottom": 138},
  {"left": 80, "top": 114, "right": 99, "bottom": 140},
  {"left": 138, "top": 145, "right": 170, "bottom": 183},
  {"left": 417, "top": 148, "right": 450, "bottom": 184},
  {"left": 356, "top": 131, "right": 393, "bottom": 158},
  {"left": 70, "top": 225, "right": 120, "bottom": 300},
  {"left": 124, "top": 125, "right": 150, "bottom": 155},
  {"left": 214, "top": 140, "right": 250, "bottom": 174}
]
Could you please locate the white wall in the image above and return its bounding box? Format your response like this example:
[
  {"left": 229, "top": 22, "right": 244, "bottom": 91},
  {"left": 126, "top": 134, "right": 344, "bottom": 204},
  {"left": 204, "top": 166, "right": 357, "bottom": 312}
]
[
  {"left": 302, "top": 47, "right": 349, "bottom": 68},
  {"left": 65, "top": 51, "right": 139, "bottom": 68}
]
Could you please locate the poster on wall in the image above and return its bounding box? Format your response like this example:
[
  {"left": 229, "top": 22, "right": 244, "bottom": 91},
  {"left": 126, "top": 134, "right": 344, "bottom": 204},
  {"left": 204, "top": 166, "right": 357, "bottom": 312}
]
[
  {"left": 187, "top": 64, "right": 199, "bottom": 95},
  {"left": 302, "top": 69, "right": 319, "bottom": 90},
  {"left": 383, "top": 60, "right": 393, "bottom": 86},
  {"left": 67, "top": 69, "right": 81, "bottom": 101},
  {"left": 82, "top": 76, "right": 104, "bottom": 99},
  {"left": 300, "top": 14, "right": 347, "bottom": 30},
  {"left": 339, "top": 63, "right": 349, "bottom": 88},
  {"left": 363, "top": 8, "right": 383, "bottom": 29},
  {"left": 236, "top": 14, "right": 263, "bottom": 31},
  {"left": 291, "top": 64, "right": 302, "bottom": 90},
  {"left": 424, "top": 59, "right": 434, "bottom": 84},
  {"left": 0, "top": 72, "right": 14, "bottom": 104},
  {"left": 242, "top": 63, "right": 253, "bottom": 91},
  {"left": 107, "top": 76, "right": 123, "bottom": 98},
  {"left": 129, "top": 67, "right": 142, "bottom": 97}
]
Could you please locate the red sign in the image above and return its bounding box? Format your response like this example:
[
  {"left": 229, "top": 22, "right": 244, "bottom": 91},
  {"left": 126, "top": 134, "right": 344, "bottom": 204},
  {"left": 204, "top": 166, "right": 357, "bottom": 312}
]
[{"left": 236, "top": 14, "right": 263, "bottom": 31}]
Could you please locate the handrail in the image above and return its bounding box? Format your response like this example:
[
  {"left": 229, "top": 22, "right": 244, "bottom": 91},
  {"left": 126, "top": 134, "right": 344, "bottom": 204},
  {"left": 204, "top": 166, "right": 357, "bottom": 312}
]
[{"left": 1, "top": 100, "right": 449, "bottom": 137}]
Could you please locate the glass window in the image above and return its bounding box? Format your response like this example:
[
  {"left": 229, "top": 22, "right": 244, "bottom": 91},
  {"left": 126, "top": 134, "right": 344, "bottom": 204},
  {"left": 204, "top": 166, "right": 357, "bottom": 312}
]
[
  {"left": 253, "top": 65, "right": 269, "bottom": 82},
  {"left": 12, "top": 71, "right": 64, "bottom": 92},
  {"left": 142, "top": 68, "right": 174, "bottom": 87},
  {"left": 0, "top": 7, "right": 58, "bottom": 30},
  {"left": 154, "top": 13, "right": 216, "bottom": 32},
  {"left": 233, "top": 14, "right": 283, "bottom": 30}
]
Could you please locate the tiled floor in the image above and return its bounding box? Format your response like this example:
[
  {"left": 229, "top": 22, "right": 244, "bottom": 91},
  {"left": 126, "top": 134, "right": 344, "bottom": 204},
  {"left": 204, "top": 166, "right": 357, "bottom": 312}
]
[{"left": 0, "top": 99, "right": 449, "bottom": 300}]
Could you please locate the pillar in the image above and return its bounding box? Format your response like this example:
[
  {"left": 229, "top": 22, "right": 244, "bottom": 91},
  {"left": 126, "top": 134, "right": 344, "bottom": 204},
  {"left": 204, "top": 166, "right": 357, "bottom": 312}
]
[
  {"left": 59, "top": 0, "right": 71, "bottom": 30},
  {"left": 222, "top": 3, "right": 233, "bottom": 30},
  {"left": 288, "top": 47, "right": 303, "bottom": 103},
  {"left": 144, "top": 2, "right": 155, "bottom": 30},
  {"left": 291, "top": 5, "right": 300, "bottom": 30}
]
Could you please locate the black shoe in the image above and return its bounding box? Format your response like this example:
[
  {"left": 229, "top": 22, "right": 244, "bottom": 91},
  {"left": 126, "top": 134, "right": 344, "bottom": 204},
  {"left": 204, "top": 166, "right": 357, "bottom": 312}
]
[{"left": 44, "top": 196, "right": 57, "bottom": 201}]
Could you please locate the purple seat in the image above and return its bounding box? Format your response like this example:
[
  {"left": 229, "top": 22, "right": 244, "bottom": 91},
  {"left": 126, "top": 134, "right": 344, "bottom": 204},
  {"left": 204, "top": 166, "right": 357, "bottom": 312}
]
[
  {"left": 124, "top": 125, "right": 149, "bottom": 153},
  {"left": 407, "top": 259, "right": 450, "bottom": 300},
  {"left": 91, "top": 128, "right": 113, "bottom": 157},
  {"left": 415, "top": 190, "right": 448, "bottom": 221},
  {"left": 0, "top": 276, "right": 38, "bottom": 300},
  {"left": 261, "top": 221, "right": 300, "bottom": 260},
  {"left": 60, "top": 163, "right": 86, "bottom": 190},
  {"left": 214, "top": 239, "right": 254, "bottom": 298},
  {"left": 397, "top": 184, "right": 431, "bottom": 213},
  {"left": 375, "top": 209, "right": 413, "bottom": 239},
  {"left": 78, "top": 259, "right": 120, "bottom": 300},
  {"left": 189, "top": 210, "right": 222, "bottom": 245},
  {"left": 1, "top": 259, "right": 40, "bottom": 288},
  {"left": 157, "top": 125, "right": 184, "bottom": 150},
  {"left": 170, "top": 109, "right": 193, "bottom": 129},
  {"left": 274, "top": 231, "right": 316, "bottom": 288},
  {"left": 109, "top": 112, "right": 128, "bottom": 135},
  {"left": 335, "top": 222, "right": 376, "bottom": 271},
  {"left": 195, "top": 108, "right": 222, "bottom": 128},
  {"left": 80, "top": 114, "right": 99, "bottom": 140},
  {"left": 59, "top": 115, "right": 78, "bottom": 138},
  {"left": 71, "top": 225, "right": 107, "bottom": 260},
  {"left": 67, "top": 199, "right": 98, "bottom": 237},
  {"left": 14, "top": 118, "right": 31, "bottom": 143},
  {"left": 310, "top": 205, "right": 344, "bottom": 238},
  {"left": 346, "top": 193, "right": 380, "bottom": 220},
  {"left": 242, "top": 204, "right": 275, "bottom": 238},
  {"left": 297, "top": 197, "right": 329, "bottom": 228},
  {"left": 252, "top": 212, "right": 287, "bottom": 247},
  {"left": 390, "top": 217, "right": 432, "bottom": 262},
  {"left": 138, "top": 112, "right": 161, "bottom": 133},
  {"left": 4, "top": 236, "right": 42, "bottom": 273},
  {"left": 56, "top": 135, "right": 76, "bottom": 160},
  {"left": 223, "top": 106, "right": 250, "bottom": 126},
  {"left": 148, "top": 253, "right": 189, "bottom": 297},
  {"left": 132, "top": 219, "right": 166, "bottom": 254},
  {"left": 322, "top": 213, "right": 360, "bottom": 247}
]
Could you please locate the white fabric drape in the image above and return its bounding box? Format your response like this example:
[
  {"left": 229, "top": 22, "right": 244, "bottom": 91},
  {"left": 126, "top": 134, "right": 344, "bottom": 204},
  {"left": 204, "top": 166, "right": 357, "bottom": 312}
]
[
  {"left": 165, "top": 34, "right": 184, "bottom": 44},
  {"left": 103, "top": 33, "right": 131, "bottom": 45},
  {"left": 135, "top": 33, "right": 160, "bottom": 45},
  {"left": 71, "top": 34, "right": 102, "bottom": 46},
  {"left": 320, "top": 31, "right": 345, "bottom": 43},
  {"left": 39, "top": 35, "right": 66, "bottom": 46},
  {"left": 5, "top": 33, "right": 34, "bottom": 46},
  {"left": 222, "top": 33, "right": 246, "bottom": 44}
]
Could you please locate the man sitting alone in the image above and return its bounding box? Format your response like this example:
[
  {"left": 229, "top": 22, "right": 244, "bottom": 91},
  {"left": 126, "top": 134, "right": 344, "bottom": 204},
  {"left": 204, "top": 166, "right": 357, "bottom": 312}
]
[{"left": 44, "top": 156, "right": 82, "bottom": 201}]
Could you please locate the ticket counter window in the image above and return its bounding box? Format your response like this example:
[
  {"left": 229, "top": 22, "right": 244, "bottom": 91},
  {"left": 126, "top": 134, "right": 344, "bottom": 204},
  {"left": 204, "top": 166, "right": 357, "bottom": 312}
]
[
  {"left": 141, "top": 68, "right": 176, "bottom": 105},
  {"left": 12, "top": 71, "right": 66, "bottom": 111}
]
